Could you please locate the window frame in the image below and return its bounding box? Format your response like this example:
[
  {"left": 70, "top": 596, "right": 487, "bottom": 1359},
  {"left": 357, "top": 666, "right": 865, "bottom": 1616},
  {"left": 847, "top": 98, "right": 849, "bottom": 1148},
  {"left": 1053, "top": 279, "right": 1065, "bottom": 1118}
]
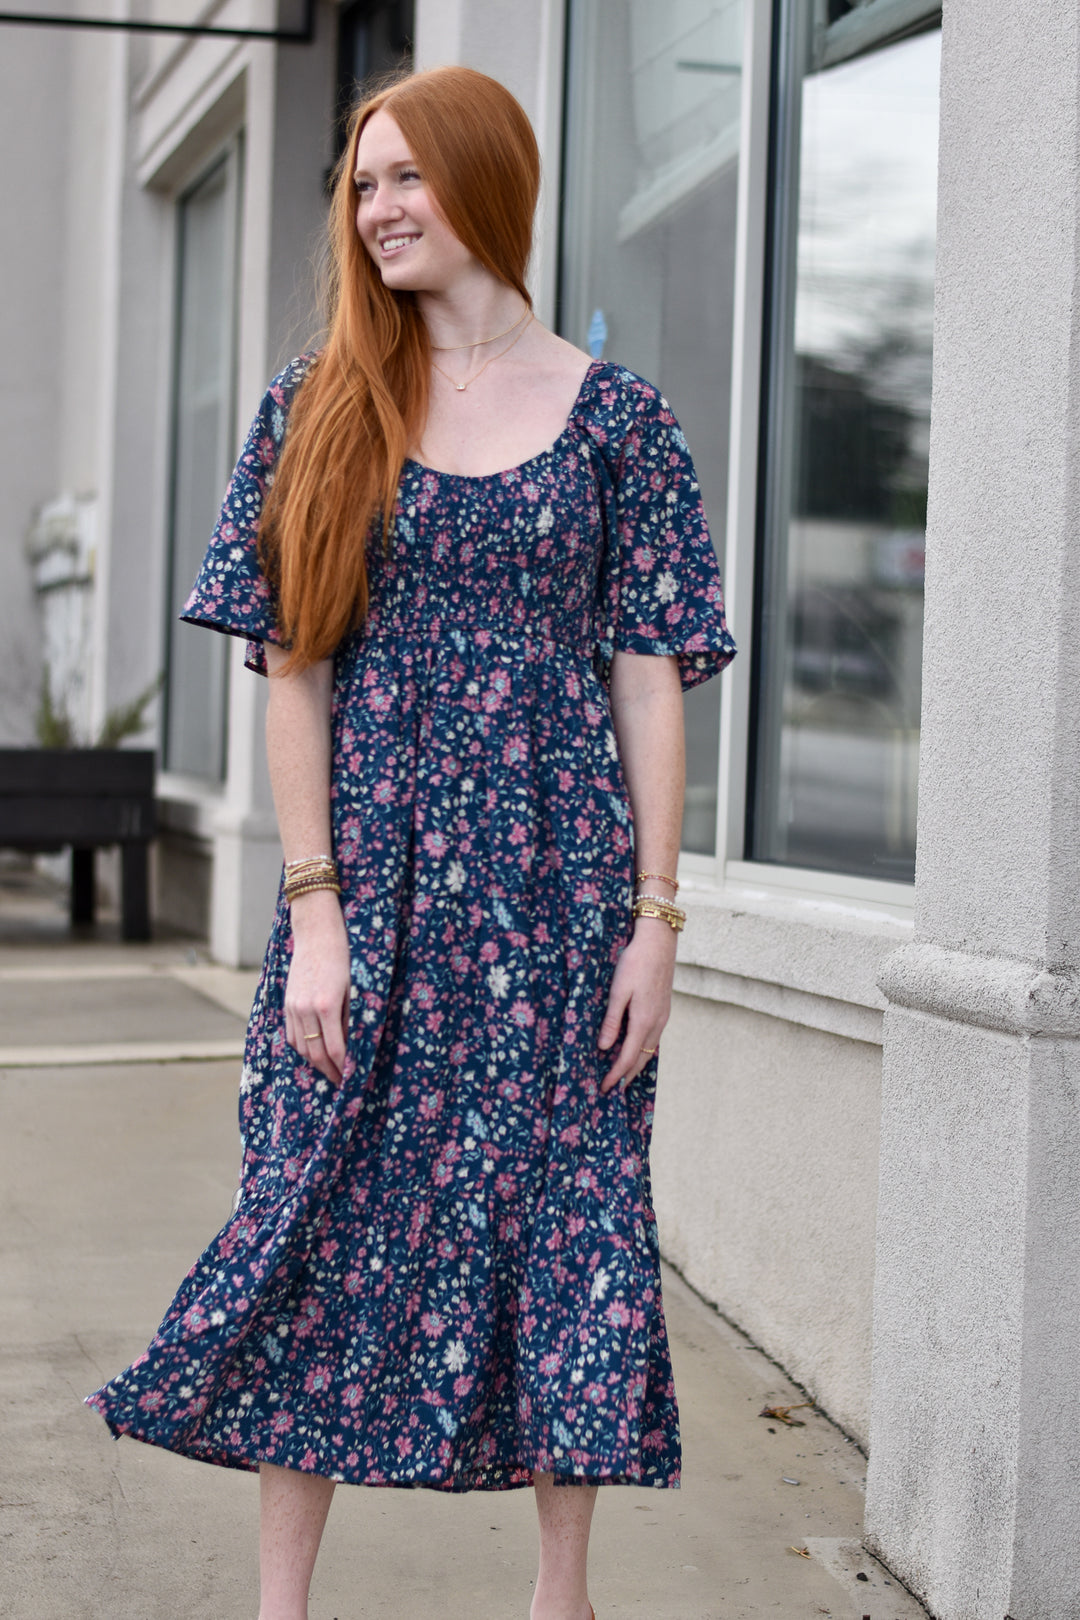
[
  {"left": 690, "top": 0, "right": 940, "bottom": 915},
  {"left": 160, "top": 133, "right": 244, "bottom": 786}
]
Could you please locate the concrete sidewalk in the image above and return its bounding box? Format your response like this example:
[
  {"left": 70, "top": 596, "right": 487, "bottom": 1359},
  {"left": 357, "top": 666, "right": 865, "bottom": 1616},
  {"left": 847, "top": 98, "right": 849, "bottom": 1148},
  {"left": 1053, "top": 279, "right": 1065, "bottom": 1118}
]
[{"left": 0, "top": 873, "right": 926, "bottom": 1619}]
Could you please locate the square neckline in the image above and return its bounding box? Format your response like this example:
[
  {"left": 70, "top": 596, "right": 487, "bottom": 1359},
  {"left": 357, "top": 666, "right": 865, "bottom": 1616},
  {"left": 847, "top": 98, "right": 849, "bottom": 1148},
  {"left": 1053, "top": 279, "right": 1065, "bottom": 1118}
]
[{"left": 403, "top": 359, "right": 604, "bottom": 483}]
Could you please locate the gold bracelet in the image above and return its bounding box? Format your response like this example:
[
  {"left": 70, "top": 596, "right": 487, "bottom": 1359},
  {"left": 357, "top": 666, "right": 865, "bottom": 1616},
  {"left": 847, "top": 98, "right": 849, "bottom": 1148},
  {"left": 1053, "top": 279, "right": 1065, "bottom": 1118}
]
[
  {"left": 631, "top": 897, "right": 686, "bottom": 932},
  {"left": 284, "top": 854, "right": 336, "bottom": 877},
  {"left": 635, "top": 870, "right": 679, "bottom": 892},
  {"left": 284, "top": 877, "right": 342, "bottom": 904},
  {"left": 632, "top": 895, "right": 684, "bottom": 916},
  {"left": 283, "top": 855, "right": 337, "bottom": 876},
  {"left": 283, "top": 854, "right": 340, "bottom": 905}
]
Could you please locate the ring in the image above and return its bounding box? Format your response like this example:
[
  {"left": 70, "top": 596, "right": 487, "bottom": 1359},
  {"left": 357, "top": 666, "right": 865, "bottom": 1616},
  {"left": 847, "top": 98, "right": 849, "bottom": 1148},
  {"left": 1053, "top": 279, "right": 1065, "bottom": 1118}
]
[
  {"left": 640, "top": 1046, "right": 657, "bottom": 1056},
  {"left": 304, "top": 1029, "right": 322, "bottom": 1040}
]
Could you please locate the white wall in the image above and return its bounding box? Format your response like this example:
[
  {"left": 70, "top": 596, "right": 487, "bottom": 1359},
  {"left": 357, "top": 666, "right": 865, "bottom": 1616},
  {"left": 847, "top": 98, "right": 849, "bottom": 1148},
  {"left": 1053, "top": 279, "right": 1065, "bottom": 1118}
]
[
  {"left": 0, "top": 26, "right": 71, "bottom": 742},
  {"left": 654, "top": 996, "right": 881, "bottom": 1443}
]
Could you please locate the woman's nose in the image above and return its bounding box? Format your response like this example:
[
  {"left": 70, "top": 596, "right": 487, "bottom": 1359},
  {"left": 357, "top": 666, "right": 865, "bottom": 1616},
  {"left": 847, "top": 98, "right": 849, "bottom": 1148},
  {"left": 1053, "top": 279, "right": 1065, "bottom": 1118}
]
[{"left": 368, "top": 185, "right": 403, "bottom": 224}]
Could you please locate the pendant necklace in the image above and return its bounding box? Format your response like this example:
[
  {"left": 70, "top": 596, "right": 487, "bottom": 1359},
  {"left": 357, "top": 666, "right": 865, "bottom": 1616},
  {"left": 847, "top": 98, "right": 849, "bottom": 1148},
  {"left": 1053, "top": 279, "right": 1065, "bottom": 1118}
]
[{"left": 431, "top": 311, "right": 534, "bottom": 393}]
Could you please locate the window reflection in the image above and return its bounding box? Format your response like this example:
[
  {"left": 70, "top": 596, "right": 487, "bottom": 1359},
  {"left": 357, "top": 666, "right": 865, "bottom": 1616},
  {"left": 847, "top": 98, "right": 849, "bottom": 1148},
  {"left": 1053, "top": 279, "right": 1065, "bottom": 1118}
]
[
  {"left": 752, "top": 21, "right": 939, "bottom": 882},
  {"left": 561, "top": 0, "right": 744, "bottom": 854}
]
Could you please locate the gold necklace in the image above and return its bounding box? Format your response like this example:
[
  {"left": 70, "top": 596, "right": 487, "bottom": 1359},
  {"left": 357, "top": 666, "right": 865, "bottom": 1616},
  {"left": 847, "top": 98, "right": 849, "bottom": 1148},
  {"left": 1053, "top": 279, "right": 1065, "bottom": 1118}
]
[
  {"left": 431, "top": 312, "right": 534, "bottom": 392},
  {"left": 430, "top": 303, "right": 530, "bottom": 352}
]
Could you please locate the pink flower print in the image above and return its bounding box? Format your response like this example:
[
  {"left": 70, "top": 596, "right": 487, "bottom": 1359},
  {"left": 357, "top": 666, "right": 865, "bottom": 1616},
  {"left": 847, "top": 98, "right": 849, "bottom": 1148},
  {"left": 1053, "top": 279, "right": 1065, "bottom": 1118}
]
[
  {"left": 432, "top": 1144, "right": 461, "bottom": 1188},
  {"left": 293, "top": 1296, "right": 325, "bottom": 1338}
]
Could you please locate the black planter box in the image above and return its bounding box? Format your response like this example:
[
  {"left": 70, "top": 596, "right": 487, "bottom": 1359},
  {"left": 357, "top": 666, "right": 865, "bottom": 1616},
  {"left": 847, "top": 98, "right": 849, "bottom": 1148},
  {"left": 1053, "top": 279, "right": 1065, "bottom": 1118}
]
[{"left": 0, "top": 749, "right": 157, "bottom": 940}]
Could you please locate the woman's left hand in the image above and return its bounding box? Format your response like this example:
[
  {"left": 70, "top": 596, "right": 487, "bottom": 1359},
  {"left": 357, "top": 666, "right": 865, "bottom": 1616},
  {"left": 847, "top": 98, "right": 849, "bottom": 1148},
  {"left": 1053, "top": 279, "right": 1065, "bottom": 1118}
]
[{"left": 597, "top": 918, "right": 678, "bottom": 1093}]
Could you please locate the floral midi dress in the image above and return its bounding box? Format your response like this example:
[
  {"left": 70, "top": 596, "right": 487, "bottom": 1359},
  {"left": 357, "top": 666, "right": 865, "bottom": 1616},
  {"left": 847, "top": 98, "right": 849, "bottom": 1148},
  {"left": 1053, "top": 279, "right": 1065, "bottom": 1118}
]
[{"left": 87, "top": 355, "right": 735, "bottom": 1491}]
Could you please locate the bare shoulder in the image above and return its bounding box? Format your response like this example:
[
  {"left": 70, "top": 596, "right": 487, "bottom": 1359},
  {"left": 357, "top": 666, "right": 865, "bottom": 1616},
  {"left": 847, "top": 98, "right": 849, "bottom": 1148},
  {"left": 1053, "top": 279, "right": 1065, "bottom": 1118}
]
[{"left": 524, "top": 322, "right": 595, "bottom": 388}]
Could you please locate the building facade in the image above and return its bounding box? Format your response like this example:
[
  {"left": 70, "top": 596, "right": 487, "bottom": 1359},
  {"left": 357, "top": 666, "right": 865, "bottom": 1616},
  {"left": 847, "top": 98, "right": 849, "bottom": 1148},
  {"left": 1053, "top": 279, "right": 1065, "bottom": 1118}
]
[{"left": 1, "top": 2, "right": 1077, "bottom": 1615}]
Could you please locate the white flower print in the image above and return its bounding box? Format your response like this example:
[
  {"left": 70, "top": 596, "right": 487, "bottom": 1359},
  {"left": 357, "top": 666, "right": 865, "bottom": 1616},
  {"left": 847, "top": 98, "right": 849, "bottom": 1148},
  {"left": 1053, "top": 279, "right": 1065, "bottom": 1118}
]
[
  {"left": 447, "top": 860, "right": 466, "bottom": 893},
  {"left": 655, "top": 571, "right": 678, "bottom": 604},
  {"left": 443, "top": 1339, "right": 467, "bottom": 1373},
  {"left": 488, "top": 964, "right": 510, "bottom": 998},
  {"left": 590, "top": 1268, "right": 611, "bottom": 1303},
  {"left": 536, "top": 506, "right": 554, "bottom": 534}
]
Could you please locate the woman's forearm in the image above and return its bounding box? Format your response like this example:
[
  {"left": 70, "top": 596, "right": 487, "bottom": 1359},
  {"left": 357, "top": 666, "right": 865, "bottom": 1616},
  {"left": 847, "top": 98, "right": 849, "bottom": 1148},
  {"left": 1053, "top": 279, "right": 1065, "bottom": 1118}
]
[
  {"left": 597, "top": 650, "right": 684, "bottom": 1092},
  {"left": 264, "top": 644, "right": 335, "bottom": 866},
  {"left": 608, "top": 650, "right": 685, "bottom": 885},
  {"left": 264, "top": 642, "right": 350, "bottom": 1084}
]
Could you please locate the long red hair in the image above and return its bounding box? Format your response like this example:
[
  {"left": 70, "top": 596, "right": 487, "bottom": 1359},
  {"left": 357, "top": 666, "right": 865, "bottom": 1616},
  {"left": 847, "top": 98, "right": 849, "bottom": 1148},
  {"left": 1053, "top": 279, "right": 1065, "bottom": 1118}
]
[{"left": 258, "top": 65, "right": 541, "bottom": 671}]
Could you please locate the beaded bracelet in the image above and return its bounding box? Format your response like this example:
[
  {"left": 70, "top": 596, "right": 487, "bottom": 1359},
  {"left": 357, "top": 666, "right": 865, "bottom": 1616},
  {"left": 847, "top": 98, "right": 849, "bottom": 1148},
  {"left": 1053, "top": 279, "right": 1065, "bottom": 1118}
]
[
  {"left": 283, "top": 854, "right": 340, "bottom": 905},
  {"left": 631, "top": 895, "right": 686, "bottom": 932},
  {"left": 285, "top": 881, "right": 341, "bottom": 904}
]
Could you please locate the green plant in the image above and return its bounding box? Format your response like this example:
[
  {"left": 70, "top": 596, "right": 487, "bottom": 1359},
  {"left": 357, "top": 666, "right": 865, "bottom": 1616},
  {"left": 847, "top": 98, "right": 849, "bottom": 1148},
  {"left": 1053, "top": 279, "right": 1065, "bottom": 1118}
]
[
  {"left": 95, "top": 674, "right": 164, "bottom": 748},
  {"left": 33, "top": 671, "right": 163, "bottom": 749},
  {"left": 35, "top": 676, "right": 77, "bottom": 748}
]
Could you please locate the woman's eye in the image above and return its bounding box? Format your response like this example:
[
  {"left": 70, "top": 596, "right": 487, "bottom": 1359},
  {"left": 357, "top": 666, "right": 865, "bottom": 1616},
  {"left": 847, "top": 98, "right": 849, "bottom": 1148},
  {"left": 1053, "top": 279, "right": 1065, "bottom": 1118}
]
[{"left": 399, "top": 169, "right": 421, "bottom": 183}]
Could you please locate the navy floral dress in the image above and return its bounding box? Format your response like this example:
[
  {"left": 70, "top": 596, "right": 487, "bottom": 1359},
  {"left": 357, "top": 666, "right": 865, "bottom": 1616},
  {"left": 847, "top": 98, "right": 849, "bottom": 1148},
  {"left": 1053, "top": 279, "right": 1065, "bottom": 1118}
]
[{"left": 87, "top": 356, "right": 735, "bottom": 1490}]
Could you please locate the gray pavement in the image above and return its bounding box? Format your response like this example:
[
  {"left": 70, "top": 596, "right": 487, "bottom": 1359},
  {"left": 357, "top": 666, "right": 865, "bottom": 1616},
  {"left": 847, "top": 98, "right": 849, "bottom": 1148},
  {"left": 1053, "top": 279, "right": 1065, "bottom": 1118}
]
[{"left": 0, "top": 864, "right": 926, "bottom": 1619}]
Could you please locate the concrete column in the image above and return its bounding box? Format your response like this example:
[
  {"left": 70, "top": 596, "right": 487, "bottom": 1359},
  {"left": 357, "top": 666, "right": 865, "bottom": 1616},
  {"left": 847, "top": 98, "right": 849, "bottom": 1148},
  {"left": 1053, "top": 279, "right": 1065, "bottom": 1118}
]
[
  {"left": 209, "top": 9, "right": 335, "bottom": 968},
  {"left": 865, "top": 4, "right": 1080, "bottom": 1617}
]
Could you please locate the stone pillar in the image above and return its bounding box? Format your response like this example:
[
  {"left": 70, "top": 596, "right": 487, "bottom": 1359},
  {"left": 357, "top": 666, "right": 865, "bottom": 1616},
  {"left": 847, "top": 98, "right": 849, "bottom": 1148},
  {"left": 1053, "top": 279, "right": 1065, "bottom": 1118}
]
[
  {"left": 209, "top": 13, "right": 335, "bottom": 968},
  {"left": 865, "top": 4, "right": 1080, "bottom": 1617}
]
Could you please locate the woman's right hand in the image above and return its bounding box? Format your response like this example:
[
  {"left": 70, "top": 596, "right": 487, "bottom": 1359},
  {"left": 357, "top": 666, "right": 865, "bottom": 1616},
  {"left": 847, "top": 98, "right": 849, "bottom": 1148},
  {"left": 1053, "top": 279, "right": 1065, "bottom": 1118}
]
[{"left": 283, "top": 889, "right": 352, "bottom": 1087}]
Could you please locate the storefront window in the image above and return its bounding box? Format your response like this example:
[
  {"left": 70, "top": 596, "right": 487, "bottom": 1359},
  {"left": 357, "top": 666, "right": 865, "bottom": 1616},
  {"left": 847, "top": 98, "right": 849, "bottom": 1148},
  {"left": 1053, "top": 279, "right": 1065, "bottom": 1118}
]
[
  {"left": 163, "top": 144, "right": 242, "bottom": 781},
  {"left": 334, "top": 0, "right": 414, "bottom": 165},
  {"left": 560, "top": 0, "right": 745, "bottom": 854},
  {"left": 750, "top": 3, "right": 940, "bottom": 881}
]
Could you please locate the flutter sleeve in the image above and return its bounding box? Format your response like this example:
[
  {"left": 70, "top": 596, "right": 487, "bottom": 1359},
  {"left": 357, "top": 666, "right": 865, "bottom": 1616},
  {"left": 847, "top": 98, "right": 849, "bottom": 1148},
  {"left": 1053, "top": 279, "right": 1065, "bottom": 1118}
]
[
  {"left": 180, "top": 354, "right": 313, "bottom": 676},
  {"left": 593, "top": 371, "right": 736, "bottom": 692}
]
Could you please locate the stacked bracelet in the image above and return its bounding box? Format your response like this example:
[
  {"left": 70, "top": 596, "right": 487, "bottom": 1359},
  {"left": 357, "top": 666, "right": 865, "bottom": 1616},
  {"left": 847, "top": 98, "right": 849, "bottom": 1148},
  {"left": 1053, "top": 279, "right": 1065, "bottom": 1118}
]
[
  {"left": 283, "top": 854, "right": 341, "bottom": 904},
  {"left": 631, "top": 895, "right": 686, "bottom": 932}
]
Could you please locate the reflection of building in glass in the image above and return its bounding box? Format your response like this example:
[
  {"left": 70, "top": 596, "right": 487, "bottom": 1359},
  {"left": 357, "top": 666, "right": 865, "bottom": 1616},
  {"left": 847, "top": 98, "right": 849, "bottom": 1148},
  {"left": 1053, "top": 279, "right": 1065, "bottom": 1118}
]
[
  {"left": 563, "top": 0, "right": 744, "bottom": 856},
  {"left": 752, "top": 21, "right": 938, "bottom": 882}
]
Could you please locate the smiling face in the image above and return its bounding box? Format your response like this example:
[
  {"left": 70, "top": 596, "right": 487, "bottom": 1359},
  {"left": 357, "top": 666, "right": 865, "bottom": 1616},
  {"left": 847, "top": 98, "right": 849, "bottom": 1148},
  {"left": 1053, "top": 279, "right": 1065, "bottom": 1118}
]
[{"left": 353, "top": 109, "right": 476, "bottom": 293}]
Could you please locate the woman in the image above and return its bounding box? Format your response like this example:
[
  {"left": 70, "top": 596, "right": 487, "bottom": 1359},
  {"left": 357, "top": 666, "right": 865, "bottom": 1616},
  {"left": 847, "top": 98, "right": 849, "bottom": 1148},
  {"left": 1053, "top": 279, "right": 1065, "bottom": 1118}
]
[{"left": 88, "top": 64, "right": 735, "bottom": 1620}]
